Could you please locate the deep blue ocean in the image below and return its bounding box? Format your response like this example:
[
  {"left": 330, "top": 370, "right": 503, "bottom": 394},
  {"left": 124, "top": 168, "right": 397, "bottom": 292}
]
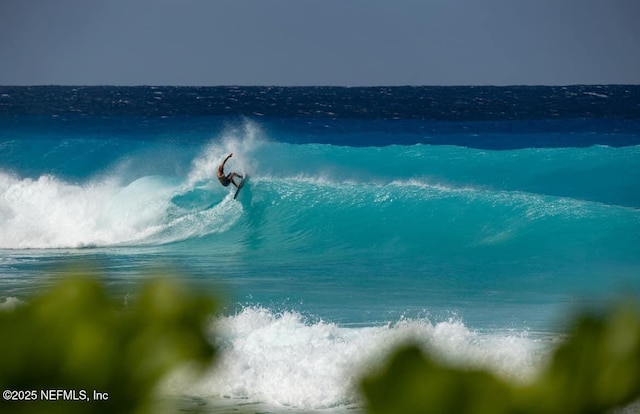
[{"left": 1, "top": 85, "right": 639, "bottom": 411}]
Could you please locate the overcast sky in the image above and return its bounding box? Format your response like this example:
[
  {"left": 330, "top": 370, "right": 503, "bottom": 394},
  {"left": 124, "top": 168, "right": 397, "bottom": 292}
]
[{"left": 1, "top": 0, "right": 639, "bottom": 86}]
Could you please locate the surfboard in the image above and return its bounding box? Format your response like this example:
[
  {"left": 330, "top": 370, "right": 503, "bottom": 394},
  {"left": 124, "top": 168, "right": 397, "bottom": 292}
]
[{"left": 233, "top": 175, "right": 247, "bottom": 200}]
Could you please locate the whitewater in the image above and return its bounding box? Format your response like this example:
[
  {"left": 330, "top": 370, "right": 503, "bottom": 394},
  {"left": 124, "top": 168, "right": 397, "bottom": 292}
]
[{"left": 1, "top": 85, "right": 639, "bottom": 412}]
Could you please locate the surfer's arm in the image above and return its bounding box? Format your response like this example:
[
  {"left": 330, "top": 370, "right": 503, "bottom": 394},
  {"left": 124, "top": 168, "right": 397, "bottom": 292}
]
[{"left": 218, "top": 153, "right": 233, "bottom": 173}]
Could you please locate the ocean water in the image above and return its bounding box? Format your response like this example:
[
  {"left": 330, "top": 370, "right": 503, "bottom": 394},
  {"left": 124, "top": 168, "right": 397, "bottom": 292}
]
[{"left": 1, "top": 85, "right": 639, "bottom": 412}]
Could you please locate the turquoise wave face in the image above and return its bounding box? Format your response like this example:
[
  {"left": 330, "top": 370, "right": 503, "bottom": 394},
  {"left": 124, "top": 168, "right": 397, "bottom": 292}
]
[{"left": 1, "top": 128, "right": 638, "bottom": 253}]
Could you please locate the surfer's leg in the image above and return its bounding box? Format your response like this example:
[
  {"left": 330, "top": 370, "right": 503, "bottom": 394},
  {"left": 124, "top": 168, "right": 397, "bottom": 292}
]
[
  {"left": 229, "top": 173, "right": 242, "bottom": 186},
  {"left": 228, "top": 174, "right": 240, "bottom": 187}
]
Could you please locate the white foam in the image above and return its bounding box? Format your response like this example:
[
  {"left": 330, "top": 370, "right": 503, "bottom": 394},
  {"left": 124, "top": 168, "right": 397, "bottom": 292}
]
[
  {"left": 162, "top": 307, "right": 545, "bottom": 410},
  {"left": 0, "top": 171, "right": 237, "bottom": 249},
  {"left": 0, "top": 296, "right": 24, "bottom": 311},
  {"left": 0, "top": 173, "right": 172, "bottom": 248},
  {"left": 583, "top": 91, "right": 609, "bottom": 99}
]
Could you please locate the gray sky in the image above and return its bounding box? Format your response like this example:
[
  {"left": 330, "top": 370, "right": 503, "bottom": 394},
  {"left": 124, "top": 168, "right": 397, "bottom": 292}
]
[{"left": 1, "top": 0, "right": 639, "bottom": 86}]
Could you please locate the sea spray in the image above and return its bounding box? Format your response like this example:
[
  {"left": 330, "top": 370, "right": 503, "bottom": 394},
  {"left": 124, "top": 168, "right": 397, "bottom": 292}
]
[{"left": 187, "top": 121, "right": 265, "bottom": 187}]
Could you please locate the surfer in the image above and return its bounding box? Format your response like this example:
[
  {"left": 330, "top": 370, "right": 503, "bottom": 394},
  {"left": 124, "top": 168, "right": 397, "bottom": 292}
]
[{"left": 217, "top": 153, "right": 243, "bottom": 188}]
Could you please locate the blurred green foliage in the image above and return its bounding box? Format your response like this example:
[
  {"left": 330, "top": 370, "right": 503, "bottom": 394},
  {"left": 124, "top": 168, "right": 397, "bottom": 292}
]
[
  {"left": 0, "top": 275, "right": 216, "bottom": 414},
  {"left": 361, "top": 300, "right": 640, "bottom": 414}
]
